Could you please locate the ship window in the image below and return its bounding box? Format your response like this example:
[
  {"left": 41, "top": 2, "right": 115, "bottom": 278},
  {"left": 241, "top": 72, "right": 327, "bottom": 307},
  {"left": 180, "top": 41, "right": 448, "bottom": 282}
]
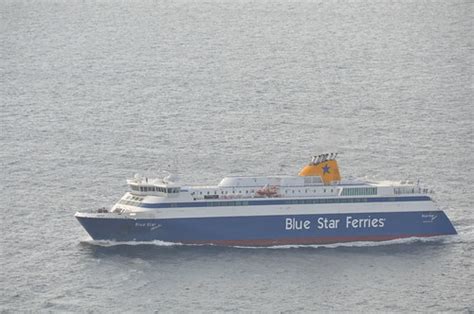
[
  {"left": 207, "top": 191, "right": 210, "bottom": 195},
  {"left": 341, "top": 187, "right": 377, "bottom": 196}
]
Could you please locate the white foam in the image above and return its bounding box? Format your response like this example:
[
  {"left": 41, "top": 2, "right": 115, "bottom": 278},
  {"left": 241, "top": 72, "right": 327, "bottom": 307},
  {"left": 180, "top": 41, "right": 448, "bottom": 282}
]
[
  {"left": 80, "top": 234, "right": 460, "bottom": 249},
  {"left": 81, "top": 238, "right": 182, "bottom": 247},
  {"left": 260, "top": 234, "right": 460, "bottom": 250}
]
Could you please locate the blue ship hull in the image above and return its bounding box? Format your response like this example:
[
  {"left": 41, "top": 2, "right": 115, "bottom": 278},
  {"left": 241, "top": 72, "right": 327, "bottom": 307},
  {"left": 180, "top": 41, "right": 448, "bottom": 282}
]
[{"left": 76, "top": 211, "right": 456, "bottom": 246}]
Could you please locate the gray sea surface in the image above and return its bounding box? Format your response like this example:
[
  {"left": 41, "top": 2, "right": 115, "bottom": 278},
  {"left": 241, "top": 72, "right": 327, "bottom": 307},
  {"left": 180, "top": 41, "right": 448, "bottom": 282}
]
[{"left": 1, "top": 0, "right": 473, "bottom": 312}]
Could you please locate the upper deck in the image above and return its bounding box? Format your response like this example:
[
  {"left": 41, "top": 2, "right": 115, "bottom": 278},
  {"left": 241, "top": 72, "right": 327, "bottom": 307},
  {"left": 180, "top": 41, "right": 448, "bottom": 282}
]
[
  {"left": 124, "top": 172, "right": 426, "bottom": 200},
  {"left": 108, "top": 154, "right": 432, "bottom": 214}
]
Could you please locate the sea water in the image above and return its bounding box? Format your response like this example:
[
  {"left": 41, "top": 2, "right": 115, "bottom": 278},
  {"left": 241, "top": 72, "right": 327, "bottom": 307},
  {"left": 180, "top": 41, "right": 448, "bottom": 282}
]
[{"left": 1, "top": 0, "right": 472, "bottom": 312}]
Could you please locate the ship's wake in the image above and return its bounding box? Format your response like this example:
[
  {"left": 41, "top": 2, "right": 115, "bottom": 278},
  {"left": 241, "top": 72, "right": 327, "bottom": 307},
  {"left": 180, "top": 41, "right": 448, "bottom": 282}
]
[
  {"left": 81, "top": 234, "right": 461, "bottom": 249},
  {"left": 81, "top": 239, "right": 183, "bottom": 247},
  {"left": 253, "top": 234, "right": 461, "bottom": 250}
]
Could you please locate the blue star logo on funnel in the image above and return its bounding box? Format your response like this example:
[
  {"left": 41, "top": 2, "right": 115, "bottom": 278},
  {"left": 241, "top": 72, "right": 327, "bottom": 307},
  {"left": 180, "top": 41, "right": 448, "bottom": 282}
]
[{"left": 322, "top": 164, "right": 330, "bottom": 174}]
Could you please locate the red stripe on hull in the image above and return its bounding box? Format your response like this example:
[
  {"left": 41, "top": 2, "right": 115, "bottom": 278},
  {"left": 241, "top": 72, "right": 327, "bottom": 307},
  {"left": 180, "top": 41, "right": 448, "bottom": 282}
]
[{"left": 181, "top": 234, "right": 447, "bottom": 247}]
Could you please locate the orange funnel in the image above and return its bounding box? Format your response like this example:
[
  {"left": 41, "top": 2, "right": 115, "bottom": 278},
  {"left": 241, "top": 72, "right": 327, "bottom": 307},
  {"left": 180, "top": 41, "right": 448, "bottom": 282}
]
[{"left": 298, "top": 158, "right": 341, "bottom": 185}]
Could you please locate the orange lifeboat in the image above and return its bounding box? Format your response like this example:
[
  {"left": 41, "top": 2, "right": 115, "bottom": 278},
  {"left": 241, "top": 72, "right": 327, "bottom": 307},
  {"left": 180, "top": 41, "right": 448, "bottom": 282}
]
[{"left": 256, "top": 185, "right": 279, "bottom": 197}]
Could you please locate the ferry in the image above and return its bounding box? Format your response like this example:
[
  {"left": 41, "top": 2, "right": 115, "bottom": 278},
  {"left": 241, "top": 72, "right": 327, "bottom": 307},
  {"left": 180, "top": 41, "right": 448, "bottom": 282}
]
[{"left": 75, "top": 154, "right": 457, "bottom": 246}]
